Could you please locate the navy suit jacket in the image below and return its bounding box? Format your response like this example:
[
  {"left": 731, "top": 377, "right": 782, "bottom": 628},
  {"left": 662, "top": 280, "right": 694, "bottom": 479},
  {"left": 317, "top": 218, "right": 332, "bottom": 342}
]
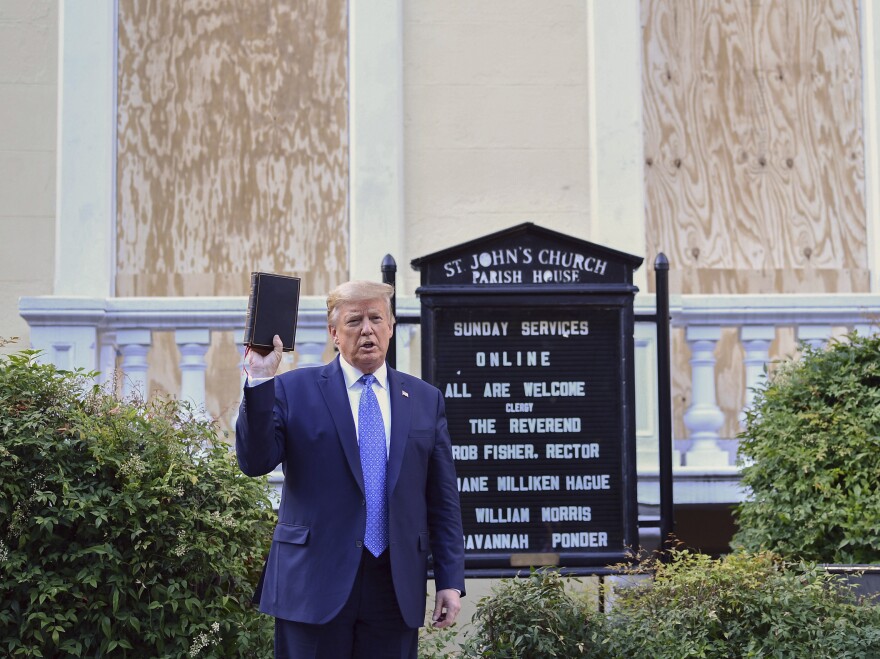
[{"left": 235, "top": 357, "right": 465, "bottom": 628}]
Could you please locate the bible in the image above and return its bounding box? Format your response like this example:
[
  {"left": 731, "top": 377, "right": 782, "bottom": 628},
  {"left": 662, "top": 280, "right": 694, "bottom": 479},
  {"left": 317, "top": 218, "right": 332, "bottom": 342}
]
[{"left": 243, "top": 272, "right": 301, "bottom": 354}]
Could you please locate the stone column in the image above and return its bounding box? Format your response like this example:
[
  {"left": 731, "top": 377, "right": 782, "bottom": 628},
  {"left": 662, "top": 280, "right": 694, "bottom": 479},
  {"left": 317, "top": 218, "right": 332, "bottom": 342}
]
[
  {"left": 349, "top": 0, "right": 405, "bottom": 283},
  {"left": 56, "top": 1, "right": 117, "bottom": 298}
]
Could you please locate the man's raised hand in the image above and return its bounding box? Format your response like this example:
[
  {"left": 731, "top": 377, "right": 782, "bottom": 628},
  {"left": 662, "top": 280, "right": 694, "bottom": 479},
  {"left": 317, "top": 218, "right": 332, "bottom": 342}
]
[{"left": 247, "top": 334, "right": 284, "bottom": 379}]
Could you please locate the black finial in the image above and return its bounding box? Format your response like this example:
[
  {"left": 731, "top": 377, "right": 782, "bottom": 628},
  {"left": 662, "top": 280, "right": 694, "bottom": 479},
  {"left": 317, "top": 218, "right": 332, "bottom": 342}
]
[{"left": 381, "top": 254, "right": 397, "bottom": 273}]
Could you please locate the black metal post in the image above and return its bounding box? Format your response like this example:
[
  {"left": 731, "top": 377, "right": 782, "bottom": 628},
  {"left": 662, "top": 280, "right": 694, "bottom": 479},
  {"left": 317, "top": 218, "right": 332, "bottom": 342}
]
[
  {"left": 381, "top": 254, "right": 398, "bottom": 369},
  {"left": 655, "top": 253, "right": 675, "bottom": 555}
]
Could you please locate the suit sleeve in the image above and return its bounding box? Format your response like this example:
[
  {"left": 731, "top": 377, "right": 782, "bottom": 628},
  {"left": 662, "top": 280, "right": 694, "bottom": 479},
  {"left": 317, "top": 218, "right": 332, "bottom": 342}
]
[
  {"left": 425, "top": 389, "right": 466, "bottom": 596},
  {"left": 235, "top": 378, "right": 289, "bottom": 477}
]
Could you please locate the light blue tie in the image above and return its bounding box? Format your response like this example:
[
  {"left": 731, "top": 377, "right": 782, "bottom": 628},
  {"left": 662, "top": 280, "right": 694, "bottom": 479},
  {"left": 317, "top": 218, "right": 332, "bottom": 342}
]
[{"left": 359, "top": 374, "right": 388, "bottom": 556}]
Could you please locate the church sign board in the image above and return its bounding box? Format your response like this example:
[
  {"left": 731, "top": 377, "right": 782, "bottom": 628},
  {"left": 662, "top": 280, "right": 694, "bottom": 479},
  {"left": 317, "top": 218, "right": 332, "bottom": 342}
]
[{"left": 411, "top": 223, "right": 643, "bottom": 570}]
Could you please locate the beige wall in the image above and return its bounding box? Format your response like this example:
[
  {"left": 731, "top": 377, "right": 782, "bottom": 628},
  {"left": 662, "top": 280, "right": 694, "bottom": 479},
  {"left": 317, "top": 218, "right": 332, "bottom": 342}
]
[
  {"left": 402, "top": 1, "right": 592, "bottom": 292},
  {"left": 0, "top": 0, "right": 57, "bottom": 354}
]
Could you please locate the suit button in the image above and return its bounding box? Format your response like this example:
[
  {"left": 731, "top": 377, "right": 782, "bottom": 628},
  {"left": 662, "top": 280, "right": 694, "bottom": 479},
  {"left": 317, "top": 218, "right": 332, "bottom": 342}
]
[
  {"left": 361, "top": 499, "right": 366, "bottom": 506},
  {"left": 356, "top": 540, "right": 363, "bottom": 548}
]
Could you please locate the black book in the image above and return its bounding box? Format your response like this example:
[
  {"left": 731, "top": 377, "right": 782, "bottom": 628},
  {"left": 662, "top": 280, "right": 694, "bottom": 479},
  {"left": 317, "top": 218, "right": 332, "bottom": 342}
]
[{"left": 243, "top": 272, "right": 301, "bottom": 354}]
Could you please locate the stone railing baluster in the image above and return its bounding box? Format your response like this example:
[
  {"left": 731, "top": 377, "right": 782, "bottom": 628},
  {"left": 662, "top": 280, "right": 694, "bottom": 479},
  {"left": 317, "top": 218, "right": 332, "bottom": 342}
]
[
  {"left": 740, "top": 325, "right": 775, "bottom": 422},
  {"left": 176, "top": 329, "right": 211, "bottom": 414},
  {"left": 853, "top": 322, "right": 879, "bottom": 337},
  {"left": 295, "top": 327, "right": 329, "bottom": 367},
  {"left": 682, "top": 325, "right": 728, "bottom": 467},
  {"left": 797, "top": 324, "right": 832, "bottom": 350},
  {"left": 394, "top": 323, "right": 417, "bottom": 376},
  {"left": 97, "top": 330, "right": 118, "bottom": 389},
  {"left": 117, "top": 328, "right": 152, "bottom": 400}
]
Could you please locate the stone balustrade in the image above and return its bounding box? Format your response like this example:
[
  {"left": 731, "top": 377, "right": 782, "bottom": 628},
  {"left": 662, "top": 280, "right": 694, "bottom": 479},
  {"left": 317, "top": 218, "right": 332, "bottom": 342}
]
[{"left": 19, "top": 292, "right": 880, "bottom": 505}]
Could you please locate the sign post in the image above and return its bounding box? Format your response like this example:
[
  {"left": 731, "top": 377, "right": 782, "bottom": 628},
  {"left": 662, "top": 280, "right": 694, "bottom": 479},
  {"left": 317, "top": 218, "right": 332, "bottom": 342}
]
[{"left": 412, "top": 223, "right": 643, "bottom": 573}]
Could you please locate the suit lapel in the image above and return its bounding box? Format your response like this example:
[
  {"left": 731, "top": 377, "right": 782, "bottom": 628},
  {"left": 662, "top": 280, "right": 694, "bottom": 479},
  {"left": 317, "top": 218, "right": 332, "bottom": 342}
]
[
  {"left": 318, "top": 357, "right": 364, "bottom": 494},
  {"left": 386, "top": 367, "right": 411, "bottom": 496}
]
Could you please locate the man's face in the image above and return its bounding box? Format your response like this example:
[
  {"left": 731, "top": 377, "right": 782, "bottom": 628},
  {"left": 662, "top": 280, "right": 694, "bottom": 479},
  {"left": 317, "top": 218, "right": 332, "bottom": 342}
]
[{"left": 329, "top": 298, "right": 394, "bottom": 374}]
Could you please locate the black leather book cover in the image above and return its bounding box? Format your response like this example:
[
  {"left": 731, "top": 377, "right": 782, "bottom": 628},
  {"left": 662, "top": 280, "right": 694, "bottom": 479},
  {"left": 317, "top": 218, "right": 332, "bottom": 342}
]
[{"left": 243, "top": 272, "right": 301, "bottom": 353}]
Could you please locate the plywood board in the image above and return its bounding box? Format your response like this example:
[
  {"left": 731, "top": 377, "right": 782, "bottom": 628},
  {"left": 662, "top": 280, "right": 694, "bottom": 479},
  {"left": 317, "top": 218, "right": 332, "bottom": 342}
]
[
  {"left": 643, "top": 0, "right": 867, "bottom": 295},
  {"left": 116, "top": 0, "right": 349, "bottom": 298}
]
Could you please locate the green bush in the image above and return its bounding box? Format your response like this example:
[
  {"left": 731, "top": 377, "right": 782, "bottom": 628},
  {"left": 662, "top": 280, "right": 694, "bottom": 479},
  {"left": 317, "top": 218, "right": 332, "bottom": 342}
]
[
  {"left": 458, "top": 568, "right": 602, "bottom": 658},
  {"left": 0, "top": 351, "right": 276, "bottom": 657},
  {"left": 418, "top": 623, "right": 463, "bottom": 659},
  {"left": 436, "top": 552, "right": 880, "bottom": 658},
  {"left": 601, "top": 551, "right": 880, "bottom": 658},
  {"left": 734, "top": 332, "right": 880, "bottom": 563}
]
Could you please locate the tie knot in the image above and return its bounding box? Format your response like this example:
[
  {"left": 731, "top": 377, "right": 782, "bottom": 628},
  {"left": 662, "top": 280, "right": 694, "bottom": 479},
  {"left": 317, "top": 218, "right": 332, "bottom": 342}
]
[{"left": 361, "top": 374, "right": 376, "bottom": 388}]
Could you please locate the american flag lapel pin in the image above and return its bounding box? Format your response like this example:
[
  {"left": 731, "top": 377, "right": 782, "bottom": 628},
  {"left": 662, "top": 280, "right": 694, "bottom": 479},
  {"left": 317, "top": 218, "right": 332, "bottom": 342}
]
[{"left": 402, "top": 390, "right": 409, "bottom": 398}]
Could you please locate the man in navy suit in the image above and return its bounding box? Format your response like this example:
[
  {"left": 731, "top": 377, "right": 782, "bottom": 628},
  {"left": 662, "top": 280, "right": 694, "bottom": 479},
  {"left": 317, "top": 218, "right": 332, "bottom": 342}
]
[{"left": 236, "top": 280, "right": 465, "bottom": 658}]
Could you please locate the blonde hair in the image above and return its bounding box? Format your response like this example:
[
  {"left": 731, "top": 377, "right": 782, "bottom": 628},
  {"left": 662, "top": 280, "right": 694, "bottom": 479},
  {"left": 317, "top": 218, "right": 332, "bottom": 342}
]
[{"left": 326, "top": 280, "right": 395, "bottom": 325}]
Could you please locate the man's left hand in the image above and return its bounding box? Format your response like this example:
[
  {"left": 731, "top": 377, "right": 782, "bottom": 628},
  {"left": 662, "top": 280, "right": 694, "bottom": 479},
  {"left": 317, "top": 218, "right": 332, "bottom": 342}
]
[{"left": 431, "top": 588, "right": 461, "bottom": 628}]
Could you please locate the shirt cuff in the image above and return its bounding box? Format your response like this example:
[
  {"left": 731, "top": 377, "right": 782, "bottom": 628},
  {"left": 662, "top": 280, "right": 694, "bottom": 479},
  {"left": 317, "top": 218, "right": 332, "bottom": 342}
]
[{"left": 246, "top": 376, "right": 274, "bottom": 388}]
